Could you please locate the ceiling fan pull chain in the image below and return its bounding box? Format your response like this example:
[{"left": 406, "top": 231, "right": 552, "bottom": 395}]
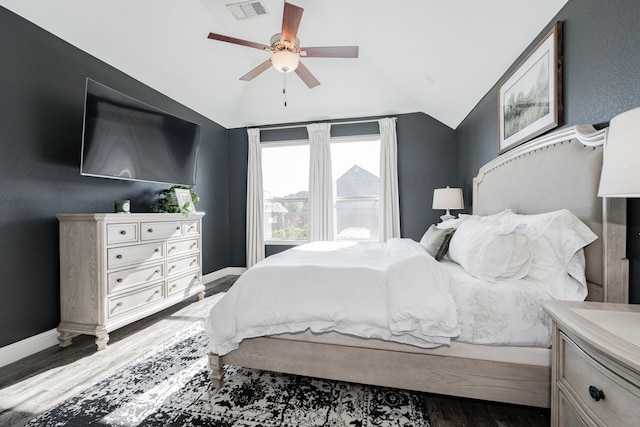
[{"left": 283, "top": 72, "right": 287, "bottom": 107}]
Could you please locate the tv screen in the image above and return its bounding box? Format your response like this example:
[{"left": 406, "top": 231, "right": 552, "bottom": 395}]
[{"left": 80, "top": 78, "right": 201, "bottom": 186}]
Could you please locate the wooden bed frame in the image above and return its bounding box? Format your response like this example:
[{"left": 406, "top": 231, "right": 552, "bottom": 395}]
[{"left": 208, "top": 125, "right": 628, "bottom": 408}]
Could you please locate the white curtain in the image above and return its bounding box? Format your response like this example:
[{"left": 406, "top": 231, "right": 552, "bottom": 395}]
[
  {"left": 378, "top": 118, "right": 401, "bottom": 241},
  {"left": 307, "top": 123, "right": 334, "bottom": 241},
  {"left": 246, "top": 128, "right": 265, "bottom": 267}
]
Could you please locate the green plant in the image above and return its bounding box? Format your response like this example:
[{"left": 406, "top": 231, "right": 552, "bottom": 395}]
[{"left": 151, "top": 185, "right": 199, "bottom": 215}]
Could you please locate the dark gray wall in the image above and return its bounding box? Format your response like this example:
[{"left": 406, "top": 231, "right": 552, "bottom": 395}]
[
  {"left": 0, "top": 7, "right": 230, "bottom": 347},
  {"left": 456, "top": 0, "right": 640, "bottom": 303},
  {"left": 227, "top": 113, "right": 456, "bottom": 266}
]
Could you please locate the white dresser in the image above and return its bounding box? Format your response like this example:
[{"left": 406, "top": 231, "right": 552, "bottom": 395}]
[
  {"left": 56, "top": 212, "right": 205, "bottom": 350},
  {"left": 543, "top": 300, "right": 640, "bottom": 426}
]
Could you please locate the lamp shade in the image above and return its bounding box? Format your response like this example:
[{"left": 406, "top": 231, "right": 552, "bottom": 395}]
[
  {"left": 271, "top": 50, "right": 300, "bottom": 73},
  {"left": 598, "top": 107, "right": 640, "bottom": 197},
  {"left": 432, "top": 187, "right": 464, "bottom": 210}
]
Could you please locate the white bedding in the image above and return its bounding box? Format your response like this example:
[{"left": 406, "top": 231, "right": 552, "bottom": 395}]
[
  {"left": 442, "top": 259, "right": 554, "bottom": 347},
  {"left": 206, "top": 238, "right": 459, "bottom": 355}
]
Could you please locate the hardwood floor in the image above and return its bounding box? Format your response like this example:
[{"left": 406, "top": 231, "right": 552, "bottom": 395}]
[{"left": 0, "top": 276, "right": 549, "bottom": 426}]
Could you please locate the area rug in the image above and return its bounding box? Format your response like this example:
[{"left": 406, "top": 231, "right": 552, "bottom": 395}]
[{"left": 26, "top": 322, "right": 430, "bottom": 426}]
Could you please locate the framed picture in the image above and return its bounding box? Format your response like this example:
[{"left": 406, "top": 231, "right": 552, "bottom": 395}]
[
  {"left": 174, "top": 188, "right": 195, "bottom": 213},
  {"left": 498, "top": 21, "right": 563, "bottom": 154}
]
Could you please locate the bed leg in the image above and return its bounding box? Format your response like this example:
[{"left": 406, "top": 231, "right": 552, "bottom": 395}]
[{"left": 208, "top": 353, "right": 225, "bottom": 388}]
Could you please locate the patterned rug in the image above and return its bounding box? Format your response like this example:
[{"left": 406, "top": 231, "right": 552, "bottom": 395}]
[{"left": 26, "top": 323, "right": 430, "bottom": 426}]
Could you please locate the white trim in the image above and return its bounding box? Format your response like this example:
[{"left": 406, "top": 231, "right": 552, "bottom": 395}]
[
  {"left": 0, "top": 268, "right": 244, "bottom": 368},
  {"left": 0, "top": 329, "right": 59, "bottom": 368},
  {"left": 202, "top": 267, "right": 246, "bottom": 284}
]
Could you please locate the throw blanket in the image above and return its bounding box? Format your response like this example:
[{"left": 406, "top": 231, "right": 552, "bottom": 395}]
[{"left": 206, "top": 238, "right": 459, "bottom": 355}]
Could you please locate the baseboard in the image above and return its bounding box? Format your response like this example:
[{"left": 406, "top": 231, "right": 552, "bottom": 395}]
[
  {"left": 0, "top": 267, "right": 246, "bottom": 369},
  {"left": 0, "top": 329, "right": 59, "bottom": 368},
  {"left": 203, "top": 267, "right": 245, "bottom": 284}
]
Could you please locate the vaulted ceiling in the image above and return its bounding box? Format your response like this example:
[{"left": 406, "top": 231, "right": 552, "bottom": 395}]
[{"left": 1, "top": 0, "right": 568, "bottom": 129}]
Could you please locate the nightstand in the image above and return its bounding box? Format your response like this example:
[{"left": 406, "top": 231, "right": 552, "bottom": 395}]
[{"left": 543, "top": 300, "right": 640, "bottom": 426}]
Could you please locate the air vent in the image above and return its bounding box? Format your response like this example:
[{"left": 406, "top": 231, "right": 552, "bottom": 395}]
[{"left": 226, "top": 1, "right": 268, "bottom": 20}]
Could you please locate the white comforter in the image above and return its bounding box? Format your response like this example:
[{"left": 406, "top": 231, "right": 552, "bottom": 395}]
[{"left": 206, "top": 238, "right": 459, "bottom": 355}]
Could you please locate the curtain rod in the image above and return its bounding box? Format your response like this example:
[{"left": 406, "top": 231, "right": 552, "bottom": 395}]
[{"left": 256, "top": 117, "right": 397, "bottom": 132}]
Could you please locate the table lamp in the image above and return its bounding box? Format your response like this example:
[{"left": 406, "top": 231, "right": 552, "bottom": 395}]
[{"left": 432, "top": 186, "right": 464, "bottom": 221}]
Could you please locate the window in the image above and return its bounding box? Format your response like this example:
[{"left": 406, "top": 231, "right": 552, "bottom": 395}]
[
  {"left": 331, "top": 136, "right": 381, "bottom": 241},
  {"left": 261, "top": 135, "right": 381, "bottom": 243},
  {"left": 262, "top": 141, "right": 309, "bottom": 243}
]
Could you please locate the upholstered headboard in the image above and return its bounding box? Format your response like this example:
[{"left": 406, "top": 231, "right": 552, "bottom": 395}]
[{"left": 472, "top": 125, "right": 628, "bottom": 303}]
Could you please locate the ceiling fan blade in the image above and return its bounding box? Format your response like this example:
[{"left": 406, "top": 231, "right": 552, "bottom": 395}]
[
  {"left": 300, "top": 46, "right": 359, "bottom": 58},
  {"left": 280, "top": 2, "right": 304, "bottom": 46},
  {"left": 240, "top": 59, "right": 272, "bottom": 81},
  {"left": 294, "top": 61, "right": 320, "bottom": 88},
  {"left": 207, "top": 32, "right": 271, "bottom": 51}
]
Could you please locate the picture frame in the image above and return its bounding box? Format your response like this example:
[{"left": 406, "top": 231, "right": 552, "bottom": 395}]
[
  {"left": 174, "top": 188, "right": 195, "bottom": 213},
  {"left": 498, "top": 21, "right": 563, "bottom": 154}
]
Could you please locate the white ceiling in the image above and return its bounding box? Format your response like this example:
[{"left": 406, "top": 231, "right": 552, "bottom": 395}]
[{"left": 1, "top": 0, "right": 568, "bottom": 129}]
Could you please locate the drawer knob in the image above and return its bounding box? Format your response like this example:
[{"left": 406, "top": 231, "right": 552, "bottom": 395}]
[
  {"left": 176, "top": 226, "right": 181, "bottom": 230},
  {"left": 155, "top": 248, "right": 160, "bottom": 253},
  {"left": 154, "top": 290, "right": 160, "bottom": 294},
  {"left": 116, "top": 302, "right": 123, "bottom": 307},
  {"left": 155, "top": 269, "right": 160, "bottom": 274},
  {"left": 116, "top": 278, "right": 123, "bottom": 283},
  {"left": 116, "top": 254, "right": 123, "bottom": 259},
  {"left": 170, "top": 245, "right": 177, "bottom": 251},
  {"left": 148, "top": 228, "right": 153, "bottom": 233},
  {"left": 171, "top": 283, "right": 177, "bottom": 288},
  {"left": 120, "top": 230, "right": 126, "bottom": 235},
  {"left": 589, "top": 385, "right": 605, "bottom": 402}
]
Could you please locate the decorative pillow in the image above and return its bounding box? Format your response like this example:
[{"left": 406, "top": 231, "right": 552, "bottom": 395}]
[
  {"left": 448, "top": 219, "right": 532, "bottom": 281},
  {"left": 419, "top": 225, "right": 456, "bottom": 261}
]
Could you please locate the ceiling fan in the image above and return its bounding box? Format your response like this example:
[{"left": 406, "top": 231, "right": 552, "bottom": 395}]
[{"left": 207, "top": 1, "right": 358, "bottom": 89}]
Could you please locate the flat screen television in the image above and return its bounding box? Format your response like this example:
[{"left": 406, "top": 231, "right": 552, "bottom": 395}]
[{"left": 80, "top": 78, "right": 201, "bottom": 186}]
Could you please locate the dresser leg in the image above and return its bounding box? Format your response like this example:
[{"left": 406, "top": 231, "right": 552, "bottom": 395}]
[
  {"left": 198, "top": 291, "right": 205, "bottom": 301},
  {"left": 57, "top": 331, "right": 76, "bottom": 348},
  {"left": 95, "top": 331, "right": 109, "bottom": 351}
]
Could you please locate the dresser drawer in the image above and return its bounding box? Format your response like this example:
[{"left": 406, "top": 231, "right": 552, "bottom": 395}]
[
  {"left": 184, "top": 220, "right": 200, "bottom": 235},
  {"left": 108, "top": 283, "right": 164, "bottom": 319},
  {"left": 558, "top": 391, "right": 589, "bottom": 427},
  {"left": 559, "top": 333, "right": 640, "bottom": 426},
  {"left": 140, "top": 221, "right": 183, "bottom": 241},
  {"left": 166, "top": 254, "right": 200, "bottom": 276},
  {"left": 107, "top": 263, "right": 164, "bottom": 294},
  {"left": 167, "top": 272, "right": 200, "bottom": 296},
  {"left": 107, "top": 223, "right": 138, "bottom": 245},
  {"left": 108, "top": 242, "right": 164, "bottom": 269},
  {"left": 166, "top": 237, "right": 199, "bottom": 258}
]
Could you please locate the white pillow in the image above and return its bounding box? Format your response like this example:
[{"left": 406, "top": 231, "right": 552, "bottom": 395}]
[
  {"left": 498, "top": 209, "right": 597, "bottom": 300},
  {"left": 507, "top": 209, "right": 598, "bottom": 300},
  {"left": 448, "top": 219, "right": 532, "bottom": 281},
  {"left": 436, "top": 209, "right": 512, "bottom": 229}
]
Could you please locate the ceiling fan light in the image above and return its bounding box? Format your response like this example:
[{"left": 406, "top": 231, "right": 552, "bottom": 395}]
[{"left": 271, "top": 50, "right": 300, "bottom": 73}]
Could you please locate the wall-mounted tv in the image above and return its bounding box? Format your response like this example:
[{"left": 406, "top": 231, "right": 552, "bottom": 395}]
[{"left": 80, "top": 78, "right": 201, "bottom": 186}]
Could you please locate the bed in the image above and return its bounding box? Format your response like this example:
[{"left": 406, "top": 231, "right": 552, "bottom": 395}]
[{"left": 206, "top": 124, "right": 628, "bottom": 408}]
